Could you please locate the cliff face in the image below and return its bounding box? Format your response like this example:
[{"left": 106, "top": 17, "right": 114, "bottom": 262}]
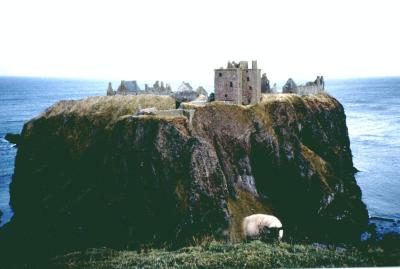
[{"left": 0, "top": 93, "right": 368, "bottom": 259}]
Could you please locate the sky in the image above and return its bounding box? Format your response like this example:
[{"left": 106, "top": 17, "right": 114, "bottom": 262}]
[{"left": 0, "top": 0, "right": 400, "bottom": 87}]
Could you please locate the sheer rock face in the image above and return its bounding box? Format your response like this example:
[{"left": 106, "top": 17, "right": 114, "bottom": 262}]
[{"left": 0, "top": 93, "right": 368, "bottom": 259}]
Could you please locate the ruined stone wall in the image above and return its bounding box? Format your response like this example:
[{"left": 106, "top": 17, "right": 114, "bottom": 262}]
[
  {"left": 214, "top": 69, "right": 242, "bottom": 104},
  {"left": 282, "top": 77, "right": 325, "bottom": 96},
  {"left": 296, "top": 85, "right": 324, "bottom": 95}
]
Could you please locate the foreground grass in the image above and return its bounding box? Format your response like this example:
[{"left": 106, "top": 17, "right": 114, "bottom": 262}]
[{"left": 51, "top": 239, "right": 400, "bottom": 269}]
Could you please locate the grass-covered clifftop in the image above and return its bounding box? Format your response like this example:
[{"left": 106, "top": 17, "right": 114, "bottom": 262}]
[
  {"left": 51, "top": 238, "right": 400, "bottom": 268},
  {"left": 0, "top": 93, "right": 369, "bottom": 266}
]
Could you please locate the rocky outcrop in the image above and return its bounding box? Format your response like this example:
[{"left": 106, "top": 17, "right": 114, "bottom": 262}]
[
  {"left": 0, "top": 93, "right": 368, "bottom": 262},
  {"left": 5, "top": 133, "right": 21, "bottom": 145}
]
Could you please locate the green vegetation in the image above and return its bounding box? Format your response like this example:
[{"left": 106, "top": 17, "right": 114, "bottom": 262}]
[{"left": 51, "top": 238, "right": 400, "bottom": 268}]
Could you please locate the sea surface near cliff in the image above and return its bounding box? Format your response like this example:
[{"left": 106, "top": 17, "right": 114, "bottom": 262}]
[{"left": 0, "top": 76, "right": 399, "bottom": 233}]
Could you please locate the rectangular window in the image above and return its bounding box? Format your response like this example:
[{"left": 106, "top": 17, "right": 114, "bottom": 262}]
[
  {"left": 219, "top": 73, "right": 222, "bottom": 77},
  {"left": 247, "top": 77, "right": 250, "bottom": 81},
  {"left": 230, "top": 82, "right": 233, "bottom": 87}
]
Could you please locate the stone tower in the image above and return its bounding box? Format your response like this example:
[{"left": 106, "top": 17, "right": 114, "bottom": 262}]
[{"left": 214, "top": 60, "right": 261, "bottom": 105}]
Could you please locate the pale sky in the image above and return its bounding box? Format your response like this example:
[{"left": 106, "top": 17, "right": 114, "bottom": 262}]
[{"left": 1, "top": 0, "right": 399, "bottom": 86}]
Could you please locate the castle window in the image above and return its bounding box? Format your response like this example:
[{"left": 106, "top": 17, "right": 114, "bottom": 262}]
[
  {"left": 219, "top": 72, "right": 222, "bottom": 77},
  {"left": 247, "top": 77, "right": 250, "bottom": 81},
  {"left": 249, "top": 86, "right": 252, "bottom": 90},
  {"left": 230, "top": 82, "right": 233, "bottom": 87}
]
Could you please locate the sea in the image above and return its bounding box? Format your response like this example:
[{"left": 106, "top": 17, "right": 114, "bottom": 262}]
[{"left": 0, "top": 76, "right": 399, "bottom": 235}]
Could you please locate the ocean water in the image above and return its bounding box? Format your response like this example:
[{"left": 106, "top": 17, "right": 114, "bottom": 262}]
[{"left": 0, "top": 76, "right": 399, "bottom": 233}]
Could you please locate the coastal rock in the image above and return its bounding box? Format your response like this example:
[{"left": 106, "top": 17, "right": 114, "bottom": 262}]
[
  {"left": 5, "top": 133, "right": 21, "bottom": 145},
  {"left": 0, "top": 93, "right": 368, "bottom": 261}
]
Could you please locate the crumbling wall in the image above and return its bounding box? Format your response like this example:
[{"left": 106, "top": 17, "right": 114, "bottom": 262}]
[{"left": 283, "top": 76, "right": 325, "bottom": 95}]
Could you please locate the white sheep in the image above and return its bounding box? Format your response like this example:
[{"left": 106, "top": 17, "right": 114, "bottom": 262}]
[{"left": 242, "top": 214, "right": 283, "bottom": 241}]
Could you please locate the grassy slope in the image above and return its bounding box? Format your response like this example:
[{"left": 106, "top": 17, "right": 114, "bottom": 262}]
[{"left": 52, "top": 239, "right": 400, "bottom": 269}]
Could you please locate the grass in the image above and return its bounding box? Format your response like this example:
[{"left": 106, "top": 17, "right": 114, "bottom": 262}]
[
  {"left": 51, "top": 239, "right": 400, "bottom": 269},
  {"left": 39, "top": 95, "right": 176, "bottom": 127}
]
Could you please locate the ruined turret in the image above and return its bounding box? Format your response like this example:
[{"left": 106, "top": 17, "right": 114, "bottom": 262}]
[
  {"left": 106, "top": 82, "right": 115, "bottom": 96},
  {"left": 261, "top": 73, "right": 271, "bottom": 93},
  {"left": 282, "top": 78, "right": 298, "bottom": 93}
]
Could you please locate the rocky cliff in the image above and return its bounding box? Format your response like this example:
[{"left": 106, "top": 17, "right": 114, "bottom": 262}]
[{"left": 0, "top": 93, "right": 368, "bottom": 262}]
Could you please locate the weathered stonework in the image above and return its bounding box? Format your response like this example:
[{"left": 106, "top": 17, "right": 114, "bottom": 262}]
[
  {"left": 261, "top": 73, "right": 272, "bottom": 93},
  {"left": 283, "top": 76, "right": 325, "bottom": 95},
  {"left": 214, "top": 60, "right": 261, "bottom": 105}
]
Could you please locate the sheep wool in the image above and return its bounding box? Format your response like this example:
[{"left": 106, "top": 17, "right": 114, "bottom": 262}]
[{"left": 242, "top": 214, "right": 283, "bottom": 241}]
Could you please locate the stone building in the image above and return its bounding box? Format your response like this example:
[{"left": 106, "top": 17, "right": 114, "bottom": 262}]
[
  {"left": 173, "top": 81, "right": 198, "bottom": 103},
  {"left": 107, "top": 80, "right": 172, "bottom": 96},
  {"left": 282, "top": 76, "right": 325, "bottom": 95},
  {"left": 214, "top": 60, "right": 261, "bottom": 105},
  {"left": 144, "top": 81, "right": 172, "bottom": 95},
  {"left": 177, "top": 81, "right": 194, "bottom": 92},
  {"left": 116, "top": 80, "right": 141, "bottom": 95}
]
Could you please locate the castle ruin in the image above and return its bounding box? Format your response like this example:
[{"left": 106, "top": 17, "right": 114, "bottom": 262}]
[
  {"left": 282, "top": 76, "right": 325, "bottom": 95},
  {"left": 107, "top": 80, "right": 172, "bottom": 96},
  {"left": 214, "top": 60, "right": 261, "bottom": 105}
]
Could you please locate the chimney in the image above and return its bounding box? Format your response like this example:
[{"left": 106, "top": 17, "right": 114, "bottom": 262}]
[{"left": 252, "top": 60, "right": 257, "bottom": 69}]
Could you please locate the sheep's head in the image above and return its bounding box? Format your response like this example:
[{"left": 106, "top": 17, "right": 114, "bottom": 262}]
[{"left": 260, "top": 227, "right": 283, "bottom": 242}]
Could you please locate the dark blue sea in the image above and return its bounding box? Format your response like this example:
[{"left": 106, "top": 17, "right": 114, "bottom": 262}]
[{"left": 0, "top": 76, "right": 399, "bottom": 235}]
